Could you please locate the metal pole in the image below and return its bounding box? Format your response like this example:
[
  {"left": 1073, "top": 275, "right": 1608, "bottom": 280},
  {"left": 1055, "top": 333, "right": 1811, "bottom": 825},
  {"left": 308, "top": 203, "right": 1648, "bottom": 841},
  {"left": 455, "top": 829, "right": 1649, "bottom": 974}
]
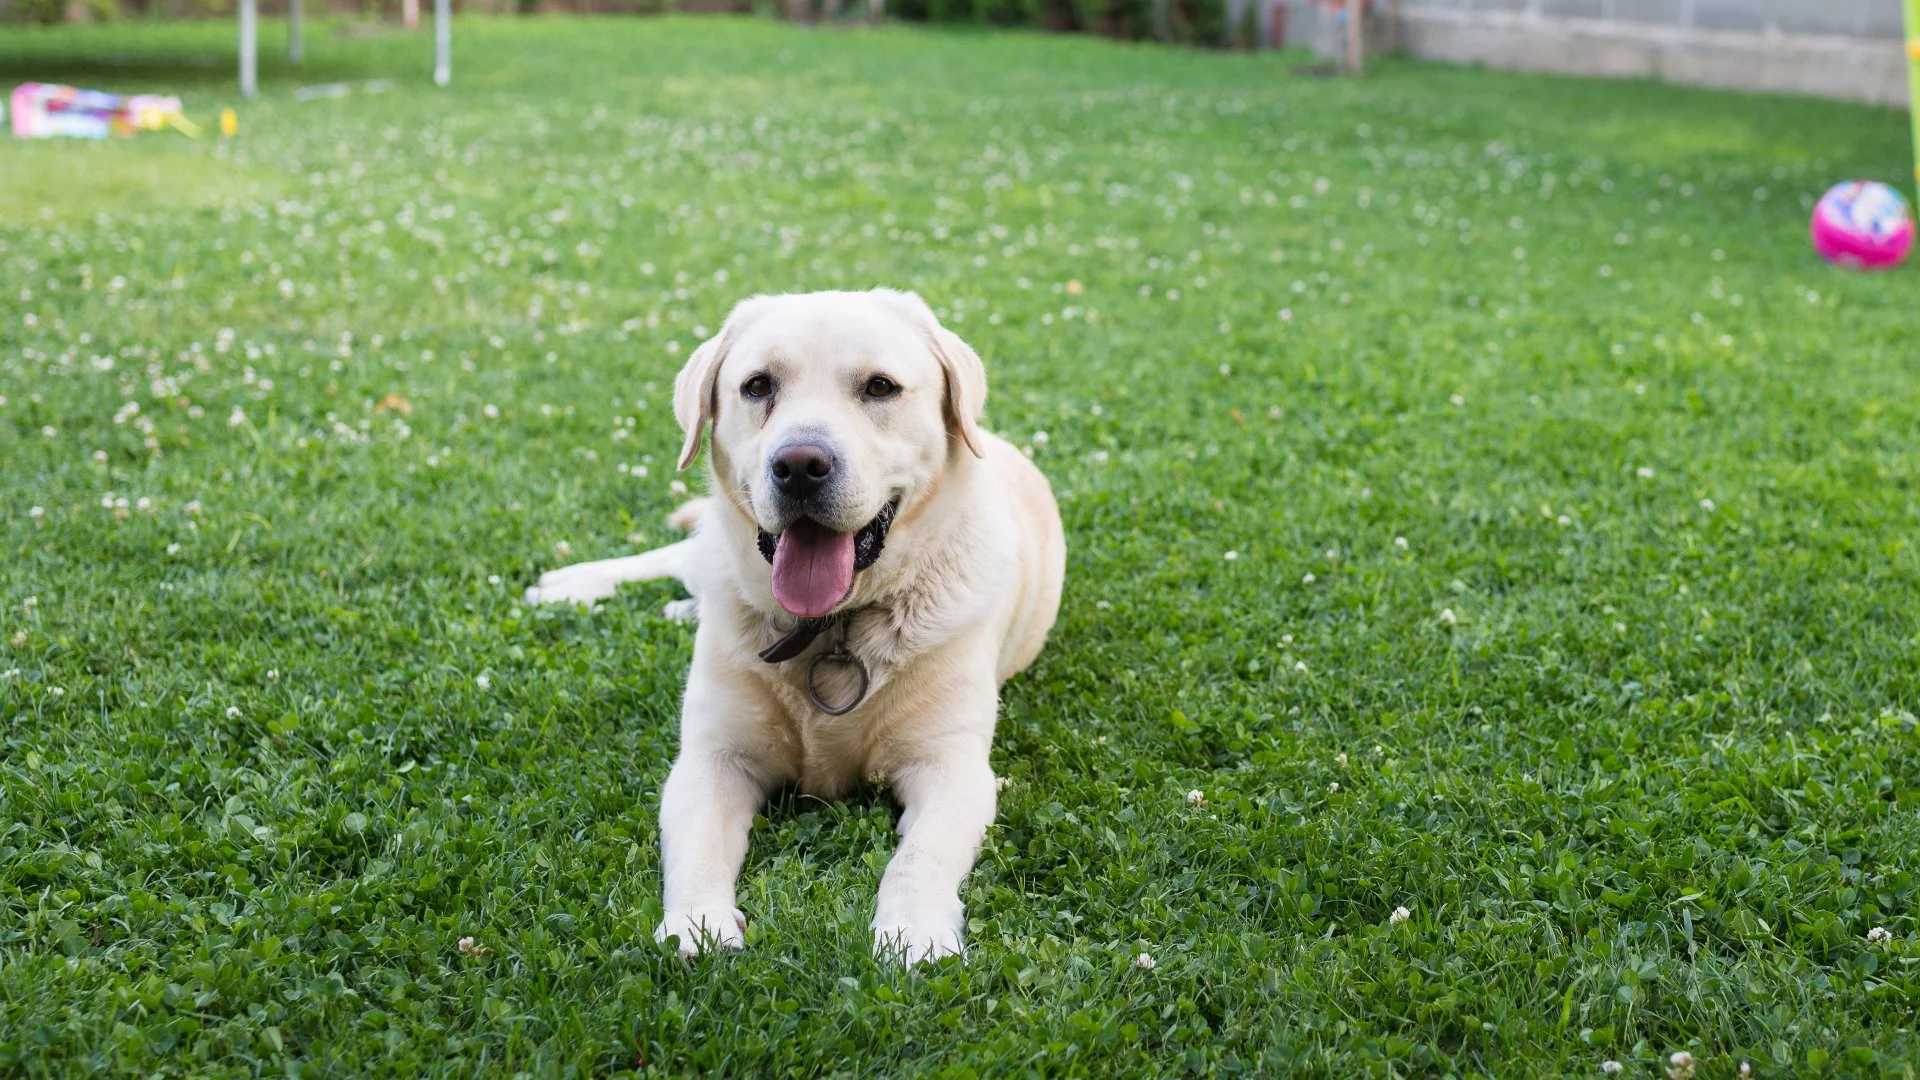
[
  {"left": 434, "top": 0, "right": 451, "bottom": 87},
  {"left": 1343, "top": 0, "right": 1364, "bottom": 75},
  {"left": 239, "top": 0, "right": 258, "bottom": 98},
  {"left": 1905, "top": 0, "right": 1919, "bottom": 200},
  {"left": 288, "top": 0, "right": 303, "bottom": 63}
]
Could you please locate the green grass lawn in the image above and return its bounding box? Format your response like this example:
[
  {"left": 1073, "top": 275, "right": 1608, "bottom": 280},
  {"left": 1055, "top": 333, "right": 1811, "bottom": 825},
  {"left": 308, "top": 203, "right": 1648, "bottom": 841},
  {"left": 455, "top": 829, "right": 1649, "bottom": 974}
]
[{"left": 3, "top": 15, "right": 1919, "bottom": 1077}]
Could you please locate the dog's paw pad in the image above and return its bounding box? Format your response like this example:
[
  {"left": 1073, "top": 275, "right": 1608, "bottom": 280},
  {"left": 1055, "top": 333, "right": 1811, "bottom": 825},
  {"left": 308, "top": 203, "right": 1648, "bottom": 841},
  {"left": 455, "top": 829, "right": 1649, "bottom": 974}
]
[
  {"left": 525, "top": 569, "right": 616, "bottom": 606},
  {"left": 656, "top": 909, "right": 746, "bottom": 957},
  {"left": 872, "top": 921, "right": 964, "bottom": 966}
]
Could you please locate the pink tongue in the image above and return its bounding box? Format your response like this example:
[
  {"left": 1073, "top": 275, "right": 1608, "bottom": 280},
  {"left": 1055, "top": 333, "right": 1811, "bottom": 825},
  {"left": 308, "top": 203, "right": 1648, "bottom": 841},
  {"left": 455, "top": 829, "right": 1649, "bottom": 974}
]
[{"left": 770, "top": 519, "right": 856, "bottom": 618}]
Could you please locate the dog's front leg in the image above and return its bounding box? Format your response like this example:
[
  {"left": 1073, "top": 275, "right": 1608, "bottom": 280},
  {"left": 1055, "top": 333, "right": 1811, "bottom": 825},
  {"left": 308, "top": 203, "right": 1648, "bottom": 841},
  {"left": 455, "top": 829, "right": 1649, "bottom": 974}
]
[
  {"left": 654, "top": 749, "right": 769, "bottom": 956},
  {"left": 872, "top": 735, "right": 997, "bottom": 965}
]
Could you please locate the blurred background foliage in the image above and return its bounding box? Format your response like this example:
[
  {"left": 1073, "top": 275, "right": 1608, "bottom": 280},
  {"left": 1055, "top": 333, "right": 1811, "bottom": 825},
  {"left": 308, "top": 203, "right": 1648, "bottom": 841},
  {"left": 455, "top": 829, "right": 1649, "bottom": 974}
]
[{"left": 0, "top": 0, "right": 1252, "bottom": 49}]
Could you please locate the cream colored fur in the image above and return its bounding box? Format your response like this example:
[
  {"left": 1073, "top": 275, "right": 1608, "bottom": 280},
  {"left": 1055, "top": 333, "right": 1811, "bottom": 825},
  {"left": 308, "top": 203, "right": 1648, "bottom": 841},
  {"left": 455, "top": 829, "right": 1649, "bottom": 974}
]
[{"left": 525, "top": 289, "right": 1064, "bottom": 964}]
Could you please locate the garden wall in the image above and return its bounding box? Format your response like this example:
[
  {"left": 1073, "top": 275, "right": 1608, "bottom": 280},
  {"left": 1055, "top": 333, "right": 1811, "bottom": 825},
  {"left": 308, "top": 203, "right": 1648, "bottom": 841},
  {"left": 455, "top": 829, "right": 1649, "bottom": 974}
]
[{"left": 1280, "top": 0, "right": 1911, "bottom": 106}]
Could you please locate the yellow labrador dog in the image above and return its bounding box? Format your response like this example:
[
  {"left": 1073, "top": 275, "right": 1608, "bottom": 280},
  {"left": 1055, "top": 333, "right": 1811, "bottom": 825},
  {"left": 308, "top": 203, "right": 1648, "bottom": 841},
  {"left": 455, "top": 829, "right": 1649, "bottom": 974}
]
[{"left": 526, "top": 289, "right": 1064, "bottom": 964}]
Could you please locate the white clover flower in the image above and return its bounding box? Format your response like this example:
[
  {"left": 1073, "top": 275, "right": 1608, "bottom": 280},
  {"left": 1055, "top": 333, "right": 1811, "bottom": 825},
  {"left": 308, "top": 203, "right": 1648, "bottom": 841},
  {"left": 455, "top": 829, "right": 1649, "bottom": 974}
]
[
  {"left": 1, "top": 668, "right": 17, "bottom": 679},
  {"left": 1302, "top": 573, "right": 1316, "bottom": 584},
  {"left": 226, "top": 706, "right": 242, "bottom": 719},
  {"left": 995, "top": 776, "right": 1013, "bottom": 792},
  {"left": 29, "top": 507, "right": 44, "bottom": 520},
  {"left": 457, "top": 936, "right": 488, "bottom": 958},
  {"left": 1557, "top": 514, "right": 1572, "bottom": 526},
  {"left": 48, "top": 687, "right": 64, "bottom": 697},
  {"left": 1668, "top": 1051, "right": 1696, "bottom": 1080},
  {"left": 1601, "top": 1063, "right": 1623, "bottom": 1078},
  {"left": 482, "top": 404, "right": 500, "bottom": 419},
  {"left": 166, "top": 543, "right": 180, "bottom": 555},
  {"left": 1867, "top": 926, "right": 1892, "bottom": 944},
  {"left": 1186, "top": 789, "right": 1205, "bottom": 807},
  {"left": 92, "top": 450, "right": 108, "bottom": 464},
  {"left": 1636, "top": 466, "right": 1655, "bottom": 480},
  {"left": 1133, "top": 951, "right": 1155, "bottom": 970},
  {"left": 1030, "top": 431, "right": 1049, "bottom": 447},
  {"left": 1440, "top": 608, "right": 1457, "bottom": 625},
  {"left": 1389, "top": 905, "right": 1411, "bottom": 925},
  {"left": 1223, "top": 551, "right": 1238, "bottom": 562},
  {"left": 1700, "top": 498, "right": 1716, "bottom": 512},
  {"left": 267, "top": 670, "right": 279, "bottom": 680},
  {"left": 1327, "top": 781, "right": 1340, "bottom": 793},
  {"left": 8, "top": 632, "right": 23, "bottom": 648},
  {"left": 1294, "top": 661, "right": 1308, "bottom": 673},
  {"left": 227, "top": 407, "right": 247, "bottom": 428},
  {"left": 1394, "top": 536, "right": 1408, "bottom": 550},
  {"left": 475, "top": 675, "right": 492, "bottom": 691},
  {"left": 487, "top": 575, "right": 502, "bottom": 586},
  {"left": 1335, "top": 752, "right": 1348, "bottom": 768},
  {"left": 1092, "top": 451, "right": 1109, "bottom": 465},
  {"left": 185, "top": 500, "right": 202, "bottom": 516}
]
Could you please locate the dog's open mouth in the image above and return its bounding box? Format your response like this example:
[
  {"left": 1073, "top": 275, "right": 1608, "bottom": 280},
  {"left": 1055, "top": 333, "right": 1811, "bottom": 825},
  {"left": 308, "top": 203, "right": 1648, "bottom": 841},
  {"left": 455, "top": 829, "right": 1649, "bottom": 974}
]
[{"left": 757, "top": 498, "right": 898, "bottom": 619}]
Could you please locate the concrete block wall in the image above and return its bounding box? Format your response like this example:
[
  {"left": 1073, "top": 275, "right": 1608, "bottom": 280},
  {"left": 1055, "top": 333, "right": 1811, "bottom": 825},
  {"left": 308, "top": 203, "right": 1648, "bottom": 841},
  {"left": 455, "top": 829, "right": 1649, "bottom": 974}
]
[
  {"left": 1278, "top": 0, "right": 1913, "bottom": 106},
  {"left": 1409, "top": 0, "right": 1904, "bottom": 39}
]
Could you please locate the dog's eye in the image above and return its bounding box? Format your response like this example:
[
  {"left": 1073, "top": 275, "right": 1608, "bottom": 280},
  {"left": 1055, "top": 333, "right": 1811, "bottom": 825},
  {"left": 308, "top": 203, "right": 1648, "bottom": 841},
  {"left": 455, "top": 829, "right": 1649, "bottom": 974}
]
[
  {"left": 862, "top": 375, "right": 900, "bottom": 400},
  {"left": 741, "top": 374, "right": 774, "bottom": 400}
]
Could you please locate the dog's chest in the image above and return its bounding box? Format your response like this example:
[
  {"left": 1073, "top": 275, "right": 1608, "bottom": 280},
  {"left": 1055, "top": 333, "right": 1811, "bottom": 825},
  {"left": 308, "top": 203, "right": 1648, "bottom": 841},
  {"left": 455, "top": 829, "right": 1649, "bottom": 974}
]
[{"left": 761, "top": 618, "right": 913, "bottom": 797}]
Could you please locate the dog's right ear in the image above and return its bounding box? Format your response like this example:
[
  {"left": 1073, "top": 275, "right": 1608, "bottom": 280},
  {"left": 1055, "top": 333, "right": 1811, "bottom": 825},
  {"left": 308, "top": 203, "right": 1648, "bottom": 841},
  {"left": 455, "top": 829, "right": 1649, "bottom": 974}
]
[
  {"left": 674, "top": 296, "right": 770, "bottom": 471},
  {"left": 673, "top": 333, "right": 726, "bottom": 471}
]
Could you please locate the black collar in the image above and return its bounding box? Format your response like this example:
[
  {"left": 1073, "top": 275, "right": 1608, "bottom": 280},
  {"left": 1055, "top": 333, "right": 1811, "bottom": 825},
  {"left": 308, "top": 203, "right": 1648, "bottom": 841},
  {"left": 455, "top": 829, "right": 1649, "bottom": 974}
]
[
  {"left": 758, "top": 616, "right": 836, "bottom": 663},
  {"left": 758, "top": 609, "right": 872, "bottom": 716}
]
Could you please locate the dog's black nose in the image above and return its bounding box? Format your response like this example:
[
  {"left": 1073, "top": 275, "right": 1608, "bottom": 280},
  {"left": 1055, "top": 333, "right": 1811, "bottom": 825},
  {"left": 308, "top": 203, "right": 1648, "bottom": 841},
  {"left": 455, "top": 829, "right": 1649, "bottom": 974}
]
[{"left": 770, "top": 443, "right": 834, "bottom": 499}]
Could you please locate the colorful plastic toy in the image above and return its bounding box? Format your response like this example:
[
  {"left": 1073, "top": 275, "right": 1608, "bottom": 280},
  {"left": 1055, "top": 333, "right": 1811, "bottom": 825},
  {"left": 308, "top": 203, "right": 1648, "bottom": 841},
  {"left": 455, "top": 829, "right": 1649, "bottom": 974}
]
[
  {"left": 1810, "top": 181, "right": 1914, "bottom": 271},
  {"left": 9, "top": 83, "right": 198, "bottom": 140}
]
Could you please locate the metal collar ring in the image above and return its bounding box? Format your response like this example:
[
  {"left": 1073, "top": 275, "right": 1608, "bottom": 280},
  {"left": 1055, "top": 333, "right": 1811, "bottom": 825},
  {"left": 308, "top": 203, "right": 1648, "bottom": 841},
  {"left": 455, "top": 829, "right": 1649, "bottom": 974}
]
[{"left": 807, "top": 646, "right": 869, "bottom": 715}]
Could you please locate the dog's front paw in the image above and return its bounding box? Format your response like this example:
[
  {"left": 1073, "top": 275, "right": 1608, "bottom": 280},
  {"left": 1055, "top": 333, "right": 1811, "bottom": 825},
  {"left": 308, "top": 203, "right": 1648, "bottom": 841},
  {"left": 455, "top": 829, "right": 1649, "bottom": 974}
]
[
  {"left": 524, "top": 565, "right": 619, "bottom": 606},
  {"left": 872, "top": 911, "right": 964, "bottom": 966},
  {"left": 655, "top": 908, "right": 746, "bottom": 957}
]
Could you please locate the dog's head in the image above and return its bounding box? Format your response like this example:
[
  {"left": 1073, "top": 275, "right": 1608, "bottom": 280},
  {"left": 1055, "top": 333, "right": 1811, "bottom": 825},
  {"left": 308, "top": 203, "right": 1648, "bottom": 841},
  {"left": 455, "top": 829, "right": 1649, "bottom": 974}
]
[{"left": 673, "top": 289, "right": 987, "bottom": 619}]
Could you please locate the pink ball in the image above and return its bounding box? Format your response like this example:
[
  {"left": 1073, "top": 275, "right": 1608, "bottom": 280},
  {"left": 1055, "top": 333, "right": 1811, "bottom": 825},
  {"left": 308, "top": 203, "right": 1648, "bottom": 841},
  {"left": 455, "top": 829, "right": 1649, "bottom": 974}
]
[{"left": 1810, "top": 181, "right": 1914, "bottom": 270}]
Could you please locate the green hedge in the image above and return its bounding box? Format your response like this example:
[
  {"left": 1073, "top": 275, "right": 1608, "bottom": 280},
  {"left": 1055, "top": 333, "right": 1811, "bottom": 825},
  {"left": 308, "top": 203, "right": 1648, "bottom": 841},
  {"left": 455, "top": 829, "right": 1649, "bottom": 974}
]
[
  {"left": 1, "top": 0, "right": 1251, "bottom": 44},
  {"left": 889, "top": 0, "right": 1248, "bottom": 44}
]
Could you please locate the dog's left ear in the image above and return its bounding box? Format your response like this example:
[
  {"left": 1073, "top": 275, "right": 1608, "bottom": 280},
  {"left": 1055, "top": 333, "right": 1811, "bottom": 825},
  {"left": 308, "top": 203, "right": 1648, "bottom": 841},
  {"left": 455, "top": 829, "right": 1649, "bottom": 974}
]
[
  {"left": 930, "top": 326, "right": 987, "bottom": 459},
  {"left": 872, "top": 288, "right": 987, "bottom": 459},
  {"left": 674, "top": 296, "right": 771, "bottom": 470}
]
